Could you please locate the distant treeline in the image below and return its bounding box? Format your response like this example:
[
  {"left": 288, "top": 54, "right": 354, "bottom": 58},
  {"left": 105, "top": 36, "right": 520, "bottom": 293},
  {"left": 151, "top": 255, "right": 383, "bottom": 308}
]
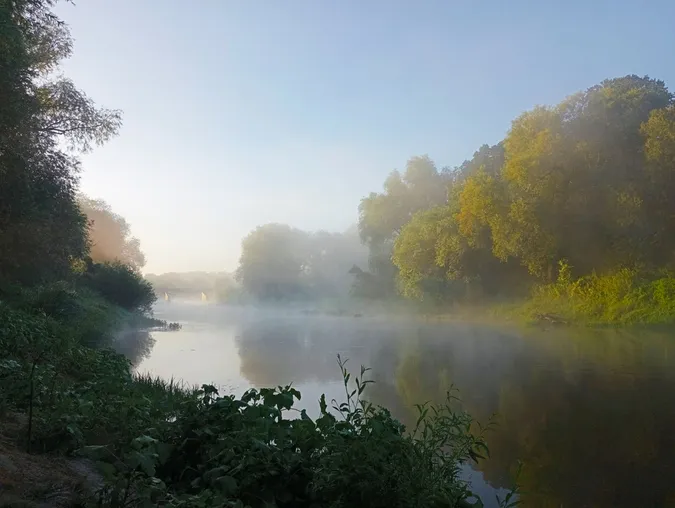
[
  {"left": 235, "top": 224, "right": 369, "bottom": 302},
  {"left": 236, "top": 75, "right": 675, "bottom": 314},
  {"left": 144, "top": 271, "right": 237, "bottom": 300}
]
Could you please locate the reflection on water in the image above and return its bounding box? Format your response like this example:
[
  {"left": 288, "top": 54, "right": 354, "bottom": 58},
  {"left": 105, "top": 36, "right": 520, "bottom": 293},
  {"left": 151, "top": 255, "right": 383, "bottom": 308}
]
[
  {"left": 113, "top": 329, "right": 155, "bottom": 366},
  {"left": 134, "top": 302, "right": 675, "bottom": 507}
]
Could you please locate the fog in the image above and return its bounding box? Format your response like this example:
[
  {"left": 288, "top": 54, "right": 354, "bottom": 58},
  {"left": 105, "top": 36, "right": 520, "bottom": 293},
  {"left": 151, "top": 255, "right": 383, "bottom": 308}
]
[{"left": 131, "top": 302, "right": 675, "bottom": 507}]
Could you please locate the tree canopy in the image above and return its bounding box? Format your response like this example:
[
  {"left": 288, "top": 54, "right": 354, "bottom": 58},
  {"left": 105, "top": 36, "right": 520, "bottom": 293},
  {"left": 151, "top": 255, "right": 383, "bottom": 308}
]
[
  {"left": 79, "top": 196, "right": 146, "bottom": 271},
  {"left": 236, "top": 224, "right": 368, "bottom": 301},
  {"left": 0, "top": 0, "right": 121, "bottom": 286},
  {"left": 388, "top": 75, "right": 675, "bottom": 302}
]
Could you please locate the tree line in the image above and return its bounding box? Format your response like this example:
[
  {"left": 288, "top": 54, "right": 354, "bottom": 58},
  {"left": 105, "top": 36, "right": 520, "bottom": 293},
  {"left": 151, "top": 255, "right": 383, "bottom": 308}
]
[
  {"left": 237, "top": 75, "right": 675, "bottom": 306},
  {"left": 387, "top": 75, "right": 675, "bottom": 304},
  {"left": 0, "top": 0, "right": 155, "bottom": 314},
  {"left": 236, "top": 224, "right": 368, "bottom": 301},
  {"left": 0, "top": 0, "right": 121, "bottom": 286}
]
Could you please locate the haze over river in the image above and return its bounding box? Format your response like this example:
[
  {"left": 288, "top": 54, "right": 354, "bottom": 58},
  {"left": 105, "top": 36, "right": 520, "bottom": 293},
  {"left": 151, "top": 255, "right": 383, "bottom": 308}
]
[{"left": 122, "top": 301, "right": 675, "bottom": 507}]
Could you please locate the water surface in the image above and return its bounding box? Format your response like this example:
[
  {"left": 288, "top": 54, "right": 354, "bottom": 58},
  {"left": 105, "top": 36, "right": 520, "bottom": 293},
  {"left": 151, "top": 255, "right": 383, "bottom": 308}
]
[{"left": 130, "top": 301, "right": 675, "bottom": 508}]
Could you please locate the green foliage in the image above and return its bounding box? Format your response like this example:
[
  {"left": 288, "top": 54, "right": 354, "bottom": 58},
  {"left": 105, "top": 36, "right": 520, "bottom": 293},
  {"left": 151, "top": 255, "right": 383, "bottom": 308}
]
[
  {"left": 0, "top": 0, "right": 120, "bottom": 286},
  {"left": 82, "top": 262, "right": 157, "bottom": 315},
  {"left": 236, "top": 223, "right": 368, "bottom": 302},
  {"left": 1, "top": 303, "right": 495, "bottom": 508},
  {"left": 356, "top": 75, "right": 675, "bottom": 319},
  {"left": 393, "top": 207, "right": 464, "bottom": 301},
  {"left": 79, "top": 196, "right": 146, "bottom": 271},
  {"left": 520, "top": 261, "right": 675, "bottom": 325},
  {"left": 357, "top": 156, "right": 451, "bottom": 299}
]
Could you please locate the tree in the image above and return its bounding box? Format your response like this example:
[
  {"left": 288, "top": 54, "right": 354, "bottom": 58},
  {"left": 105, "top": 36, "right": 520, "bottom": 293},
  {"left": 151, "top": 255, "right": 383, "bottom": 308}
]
[
  {"left": 83, "top": 261, "right": 156, "bottom": 314},
  {"left": 79, "top": 196, "right": 146, "bottom": 270},
  {"left": 357, "top": 155, "right": 451, "bottom": 298},
  {"left": 385, "top": 76, "right": 675, "bottom": 302},
  {"left": 236, "top": 224, "right": 369, "bottom": 302},
  {"left": 445, "top": 75, "right": 675, "bottom": 282},
  {"left": 640, "top": 105, "right": 675, "bottom": 268},
  {"left": 393, "top": 207, "right": 461, "bottom": 301},
  {"left": 236, "top": 224, "right": 311, "bottom": 301},
  {"left": 491, "top": 76, "right": 673, "bottom": 278},
  {"left": 454, "top": 143, "right": 505, "bottom": 182},
  {"left": 0, "top": 0, "right": 121, "bottom": 286},
  {"left": 358, "top": 155, "right": 449, "bottom": 249}
]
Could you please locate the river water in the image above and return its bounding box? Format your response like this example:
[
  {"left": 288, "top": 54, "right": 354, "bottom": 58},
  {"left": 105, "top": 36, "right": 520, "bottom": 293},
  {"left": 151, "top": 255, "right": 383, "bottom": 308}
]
[{"left": 127, "top": 301, "right": 675, "bottom": 507}]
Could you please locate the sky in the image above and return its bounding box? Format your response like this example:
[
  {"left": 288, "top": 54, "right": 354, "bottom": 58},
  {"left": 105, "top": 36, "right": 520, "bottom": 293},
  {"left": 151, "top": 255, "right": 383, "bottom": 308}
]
[{"left": 54, "top": 0, "right": 675, "bottom": 275}]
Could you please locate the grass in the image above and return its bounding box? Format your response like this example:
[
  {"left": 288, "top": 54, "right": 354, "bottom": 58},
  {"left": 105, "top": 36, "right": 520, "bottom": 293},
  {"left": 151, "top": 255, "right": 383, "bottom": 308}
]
[{"left": 506, "top": 262, "right": 675, "bottom": 326}]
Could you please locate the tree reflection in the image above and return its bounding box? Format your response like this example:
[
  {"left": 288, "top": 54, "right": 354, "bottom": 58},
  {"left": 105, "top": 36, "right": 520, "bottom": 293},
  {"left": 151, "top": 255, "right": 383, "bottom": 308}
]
[
  {"left": 230, "top": 314, "right": 675, "bottom": 506},
  {"left": 113, "top": 329, "right": 156, "bottom": 367},
  {"left": 375, "top": 327, "right": 675, "bottom": 507},
  {"left": 234, "top": 316, "right": 386, "bottom": 387}
]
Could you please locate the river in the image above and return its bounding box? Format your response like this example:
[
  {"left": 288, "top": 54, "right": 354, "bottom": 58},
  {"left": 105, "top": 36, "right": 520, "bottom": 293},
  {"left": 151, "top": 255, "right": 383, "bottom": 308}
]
[{"left": 125, "top": 301, "right": 675, "bottom": 507}]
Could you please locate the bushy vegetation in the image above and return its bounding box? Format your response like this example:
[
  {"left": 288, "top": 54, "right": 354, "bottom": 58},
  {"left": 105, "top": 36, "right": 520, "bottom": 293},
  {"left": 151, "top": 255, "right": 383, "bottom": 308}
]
[
  {"left": 516, "top": 261, "right": 675, "bottom": 325},
  {"left": 82, "top": 261, "right": 156, "bottom": 315},
  {"left": 1, "top": 302, "right": 501, "bottom": 508}
]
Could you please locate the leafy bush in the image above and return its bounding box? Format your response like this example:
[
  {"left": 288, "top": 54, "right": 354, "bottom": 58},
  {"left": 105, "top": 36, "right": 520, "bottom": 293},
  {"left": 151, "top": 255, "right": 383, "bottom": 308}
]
[
  {"left": 523, "top": 261, "right": 675, "bottom": 325},
  {"left": 82, "top": 262, "right": 157, "bottom": 314},
  {"left": 1, "top": 326, "right": 497, "bottom": 507},
  {"left": 0, "top": 275, "right": 505, "bottom": 507},
  {"left": 126, "top": 357, "right": 490, "bottom": 508}
]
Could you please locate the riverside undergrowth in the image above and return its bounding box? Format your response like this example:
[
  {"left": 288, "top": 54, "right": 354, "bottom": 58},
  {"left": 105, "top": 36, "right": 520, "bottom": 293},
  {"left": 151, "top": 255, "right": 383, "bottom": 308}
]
[
  {"left": 0, "top": 290, "right": 516, "bottom": 507},
  {"left": 514, "top": 261, "right": 675, "bottom": 326}
]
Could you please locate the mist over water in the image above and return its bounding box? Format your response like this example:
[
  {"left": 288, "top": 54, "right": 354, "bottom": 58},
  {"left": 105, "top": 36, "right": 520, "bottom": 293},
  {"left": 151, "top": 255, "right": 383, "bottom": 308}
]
[{"left": 130, "top": 301, "right": 675, "bottom": 507}]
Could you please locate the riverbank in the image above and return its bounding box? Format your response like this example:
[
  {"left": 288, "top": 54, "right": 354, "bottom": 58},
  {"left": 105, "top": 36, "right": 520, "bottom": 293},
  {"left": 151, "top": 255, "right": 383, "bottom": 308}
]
[
  {"left": 493, "top": 269, "right": 675, "bottom": 327},
  {"left": 0, "top": 285, "right": 502, "bottom": 507},
  {"left": 406, "top": 266, "right": 675, "bottom": 328}
]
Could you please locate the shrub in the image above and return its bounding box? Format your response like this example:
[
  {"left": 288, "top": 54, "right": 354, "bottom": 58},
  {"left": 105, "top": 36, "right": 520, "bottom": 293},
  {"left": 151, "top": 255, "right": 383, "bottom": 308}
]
[
  {"left": 524, "top": 261, "right": 675, "bottom": 325},
  {"left": 82, "top": 262, "right": 156, "bottom": 314},
  {"left": 1, "top": 334, "right": 495, "bottom": 507}
]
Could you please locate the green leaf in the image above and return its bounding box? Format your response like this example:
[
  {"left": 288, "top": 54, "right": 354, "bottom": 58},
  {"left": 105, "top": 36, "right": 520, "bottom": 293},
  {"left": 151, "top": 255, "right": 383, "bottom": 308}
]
[
  {"left": 213, "top": 475, "right": 237, "bottom": 494},
  {"left": 300, "top": 409, "right": 313, "bottom": 422},
  {"left": 132, "top": 435, "right": 157, "bottom": 449},
  {"left": 127, "top": 450, "right": 156, "bottom": 476},
  {"left": 77, "top": 445, "right": 110, "bottom": 461},
  {"left": 97, "top": 461, "right": 117, "bottom": 480}
]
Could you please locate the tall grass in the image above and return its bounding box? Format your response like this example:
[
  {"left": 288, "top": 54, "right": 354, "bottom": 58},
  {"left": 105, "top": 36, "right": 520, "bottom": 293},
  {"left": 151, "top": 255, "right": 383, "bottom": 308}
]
[{"left": 521, "top": 261, "right": 675, "bottom": 325}]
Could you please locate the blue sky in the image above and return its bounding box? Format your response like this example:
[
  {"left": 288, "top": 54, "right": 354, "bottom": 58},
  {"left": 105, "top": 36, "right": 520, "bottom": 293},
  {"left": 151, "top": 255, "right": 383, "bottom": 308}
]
[{"left": 55, "top": 0, "right": 675, "bottom": 274}]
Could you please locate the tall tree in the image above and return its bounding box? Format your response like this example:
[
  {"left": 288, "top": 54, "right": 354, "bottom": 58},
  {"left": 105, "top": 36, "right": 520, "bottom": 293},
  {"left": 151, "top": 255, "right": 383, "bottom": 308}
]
[
  {"left": 0, "top": 0, "right": 121, "bottom": 285},
  {"left": 236, "top": 224, "right": 369, "bottom": 301},
  {"left": 357, "top": 155, "right": 450, "bottom": 296},
  {"left": 79, "top": 197, "right": 146, "bottom": 271},
  {"left": 387, "top": 76, "right": 675, "bottom": 302},
  {"left": 491, "top": 76, "right": 673, "bottom": 278},
  {"left": 358, "top": 155, "right": 449, "bottom": 249},
  {"left": 236, "top": 224, "right": 308, "bottom": 301}
]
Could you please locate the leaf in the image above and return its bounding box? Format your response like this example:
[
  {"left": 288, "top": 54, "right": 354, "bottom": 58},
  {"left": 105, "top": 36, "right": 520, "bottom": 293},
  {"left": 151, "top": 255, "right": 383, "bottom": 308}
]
[
  {"left": 77, "top": 445, "right": 110, "bottom": 461},
  {"left": 132, "top": 435, "right": 157, "bottom": 449},
  {"left": 97, "top": 461, "right": 117, "bottom": 480},
  {"left": 213, "top": 475, "right": 237, "bottom": 495},
  {"left": 300, "top": 409, "right": 313, "bottom": 422},
  {"left": 127, "top": 450, "right": 156, "bottom": 476},
  {"left": 156, "top": 442, "right": 174, "bottom": 465}
]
